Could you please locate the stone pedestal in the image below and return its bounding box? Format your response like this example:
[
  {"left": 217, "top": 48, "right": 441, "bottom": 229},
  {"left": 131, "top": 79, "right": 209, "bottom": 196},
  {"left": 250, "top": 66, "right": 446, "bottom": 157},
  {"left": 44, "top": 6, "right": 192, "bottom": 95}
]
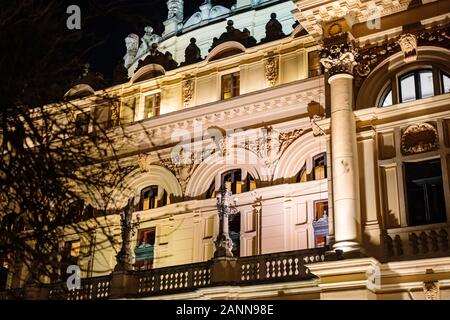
[
  {"left": 109, "top": 271, "right": 137, "bottom": 299},
  {"left": 25, "top": 285, "right": 48, "bottom": 300},
  {"left": 211, "top": 257, "right": 240, "bottom": 285}
]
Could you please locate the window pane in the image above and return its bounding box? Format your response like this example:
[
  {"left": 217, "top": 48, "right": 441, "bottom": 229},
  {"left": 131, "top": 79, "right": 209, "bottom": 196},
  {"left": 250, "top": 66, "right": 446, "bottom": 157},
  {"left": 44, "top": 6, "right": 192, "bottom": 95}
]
[
  {"left": 405, "top": 159, "right": 446, "bottom": 226},
  {"left": 419, "top": 71, "right": 434, "bottom": 98},
  {"left": 381, "top": 90, "right": 392, "bottom": 107},
  {"left": 400, "top": 74, "right": 416, "bottom": 102},
  {"left": 442, "top": 73, "right": 450, "bottom": 94}
]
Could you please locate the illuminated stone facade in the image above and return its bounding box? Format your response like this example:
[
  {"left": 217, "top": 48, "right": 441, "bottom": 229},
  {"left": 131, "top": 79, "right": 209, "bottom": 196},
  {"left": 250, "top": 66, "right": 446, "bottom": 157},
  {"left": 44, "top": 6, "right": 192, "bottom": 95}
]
[{"left": 2, "top": 0, "right": 450, "bottom": 300}]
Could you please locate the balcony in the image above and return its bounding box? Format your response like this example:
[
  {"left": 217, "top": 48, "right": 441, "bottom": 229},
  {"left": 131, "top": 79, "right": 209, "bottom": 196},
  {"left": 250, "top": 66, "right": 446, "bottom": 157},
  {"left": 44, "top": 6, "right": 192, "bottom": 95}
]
[
  {"left": 0, "top": 248, "right": 325, "bottom": 300},
  {"left": 384, "top": 223, "right": 450, "bottom": 261}
]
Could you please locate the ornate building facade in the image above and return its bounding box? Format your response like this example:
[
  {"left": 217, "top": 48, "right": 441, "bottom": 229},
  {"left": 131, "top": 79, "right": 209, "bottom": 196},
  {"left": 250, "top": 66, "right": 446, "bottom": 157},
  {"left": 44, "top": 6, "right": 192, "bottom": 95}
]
[{"left": 1, "top": 0, "right": 450, "bottom": 300}]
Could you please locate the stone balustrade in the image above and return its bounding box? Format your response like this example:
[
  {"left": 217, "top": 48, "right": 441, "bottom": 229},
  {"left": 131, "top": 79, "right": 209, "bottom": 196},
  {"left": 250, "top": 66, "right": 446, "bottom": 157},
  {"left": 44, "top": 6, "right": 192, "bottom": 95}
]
[
  {"left": 384, "top": 223, "right": 450, "bottom": 261},
  {"left": 0, "top": 248, "right": 326, "bottom": 300}
]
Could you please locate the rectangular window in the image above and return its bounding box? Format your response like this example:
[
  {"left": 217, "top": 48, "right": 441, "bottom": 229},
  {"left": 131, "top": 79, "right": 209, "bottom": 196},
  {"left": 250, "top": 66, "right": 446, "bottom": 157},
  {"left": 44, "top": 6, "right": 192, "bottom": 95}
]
[
  {"left": 120, "top": 97, "right": 136, "bottom": 124},
  {"left": 308, "top": 51, "right": 322, "bottom": 78},
  {"left": 61, "top": 239, "right": 81, "bottom": 278},
  {"left": 93, "top": 104, "right": 112, "bottom": 130},
  {"left": 74, "top": 112, "right": 90, "bottom": 136},
  {"left": 313, "top": 200, "right": 329, "bottom": 248},
  {"left": 144, "top": 93, "right": 161, "bottom": 119},
  {"left": 221, "top": 72, "right": 240, "bottom": 100},
  {"left": 405, "top": 159, "right": 447, "bottom": 226},
  {"left": 135, "top": 228, "right": 156, "bottom": 271}
]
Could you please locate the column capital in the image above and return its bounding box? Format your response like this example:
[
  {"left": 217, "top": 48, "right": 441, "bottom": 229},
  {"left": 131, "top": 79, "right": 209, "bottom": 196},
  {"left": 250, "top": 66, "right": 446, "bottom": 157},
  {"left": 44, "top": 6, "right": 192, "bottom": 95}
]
[{"left": 320, "top": 33, "right": 357, "bottom": 78}]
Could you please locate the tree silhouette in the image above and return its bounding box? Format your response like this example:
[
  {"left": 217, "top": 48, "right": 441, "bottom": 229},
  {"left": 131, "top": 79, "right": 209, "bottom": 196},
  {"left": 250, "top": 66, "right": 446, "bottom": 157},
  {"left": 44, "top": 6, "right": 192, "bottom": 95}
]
[{"left": 0, "top": 0, "right": 152, "bottom": 288}]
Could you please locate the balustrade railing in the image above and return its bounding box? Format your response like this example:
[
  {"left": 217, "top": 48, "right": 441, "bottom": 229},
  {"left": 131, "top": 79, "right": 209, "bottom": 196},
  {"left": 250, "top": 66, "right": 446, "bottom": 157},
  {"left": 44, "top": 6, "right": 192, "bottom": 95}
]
[
  {"left": 384, "top": 223, "right": 450, "bottom": 261},
  {"left": 239, "top": 248, "right": 325, "bottom": 283},
  {"left": 47, "top": 275, "right": 111, "bottom": 300},
  {"left": 1, "top": 248, "right": 326, "bottom": 299},
  {"left": 136, "top": 261, "right": 212, "bottom": 296}
]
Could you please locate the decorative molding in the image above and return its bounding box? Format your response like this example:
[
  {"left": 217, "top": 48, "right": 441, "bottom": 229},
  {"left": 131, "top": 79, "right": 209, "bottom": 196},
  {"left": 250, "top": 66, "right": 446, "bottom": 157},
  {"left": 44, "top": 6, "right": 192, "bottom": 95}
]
[
  {"left": 401, "top": 123, "right": 439, "bottom": 155},
  {"left": 264, "top": 57, "right": 279, "bottom": 87},
  {"left": 398, "top": 33, "right": 417, "bottom": 62}
]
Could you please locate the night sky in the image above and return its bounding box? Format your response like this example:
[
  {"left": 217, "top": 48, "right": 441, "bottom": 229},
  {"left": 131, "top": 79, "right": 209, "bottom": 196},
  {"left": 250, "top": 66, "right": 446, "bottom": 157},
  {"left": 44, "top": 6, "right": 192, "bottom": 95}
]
[{"left": 78, "top": 0, "right": 236, "bottom": 79}]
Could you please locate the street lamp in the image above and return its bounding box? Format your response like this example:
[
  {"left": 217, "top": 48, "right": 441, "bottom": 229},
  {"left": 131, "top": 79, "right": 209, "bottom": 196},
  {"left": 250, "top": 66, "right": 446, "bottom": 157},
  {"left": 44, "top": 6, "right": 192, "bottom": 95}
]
[
  {"left": 214, "top": 184, "right": 239, "bottom": 258},
  {"left": 115, "top": 197, "right": 140, "bottom": 272}
]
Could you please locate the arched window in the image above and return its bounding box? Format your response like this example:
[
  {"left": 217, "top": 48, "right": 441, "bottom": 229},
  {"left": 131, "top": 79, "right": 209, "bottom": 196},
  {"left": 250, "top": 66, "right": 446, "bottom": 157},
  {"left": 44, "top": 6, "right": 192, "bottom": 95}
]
[
  {"left": 207, "top": 169, "right": 256, "bottom": 198},
  {"left": 221, "top": 169, "right": 255, "bottom": 194},
  {"left": 379, "top": 87, "right": 393, "bottom": 108},
  {"left": 140, "top": 185, "right": 170, "bottom": 210},
  {"left": 441, "top": 72, "right": 450, "bottom": 94},
  {"left": 296, "top": 164, "right": 307, "bottom": 183},
  {"left": 377, "top": 67, "right": 449, "bottom": 107},
  {"left": 313, "top": 153, "right": 327, "bottom": 180}
]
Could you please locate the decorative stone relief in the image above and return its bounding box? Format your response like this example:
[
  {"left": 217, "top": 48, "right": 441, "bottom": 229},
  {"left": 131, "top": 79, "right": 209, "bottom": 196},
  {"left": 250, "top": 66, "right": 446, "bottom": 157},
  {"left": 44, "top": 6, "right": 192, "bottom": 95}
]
[
  {"left": 160, "top": 154, "right": 197, "bottom": 193},
  {"left": 182, "top": 78, "right": 195, "bottom": 108},
  {"left": 310, "top": 115, "right": 325, "bottom": 136},
  {"left": 320, "top": 36, "right": 358, "bottom": 77},
  {"left": 423, "top": 281, "right": 439, "bottom": 300},
  {"left": 110, "top": 103, "right": 120, "bottom": 126},
  {"left": 264, "top": 57, "right": 279, "bottom": 86},
  {"left": 137, "top": 154, "right": 152, "bottom": 173},
  {"left": 401, "top": 123, "right": 439, "bottom": 155},
  {"left": 244, "top": 128, "right": 304, "bottom": 168},
  {"left": 398, "top": 33, "right": 417, "bottom": 62}
]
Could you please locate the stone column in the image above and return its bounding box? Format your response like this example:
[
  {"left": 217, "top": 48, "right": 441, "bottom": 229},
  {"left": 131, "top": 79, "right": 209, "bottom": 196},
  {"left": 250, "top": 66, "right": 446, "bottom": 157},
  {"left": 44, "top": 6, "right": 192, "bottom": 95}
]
[{"left": 321, "top": 37, "right": 361, "bottom": 254}]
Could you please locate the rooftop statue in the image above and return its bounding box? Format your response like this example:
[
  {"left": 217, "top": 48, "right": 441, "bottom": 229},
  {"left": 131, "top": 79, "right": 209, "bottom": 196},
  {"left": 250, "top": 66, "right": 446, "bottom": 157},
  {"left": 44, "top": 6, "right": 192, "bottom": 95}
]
[
  {"left": 261, "top": 13, "right": 286, "bottom": 43},
  {"left": 181, "top": 38, "right": 203, "bottom": 66},
  {"left": 167, "top": 0, "right": 184, "bottom": 21},
  {"left": 124, "top": 34, "right": 139, "bottom": 69}
]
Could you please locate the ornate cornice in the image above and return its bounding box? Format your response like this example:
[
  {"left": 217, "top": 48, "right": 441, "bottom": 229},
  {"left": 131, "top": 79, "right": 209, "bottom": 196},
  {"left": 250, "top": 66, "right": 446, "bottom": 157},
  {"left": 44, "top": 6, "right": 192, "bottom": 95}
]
[{"left": 353, "top": 23, "right": 450, "bottom": 88}]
